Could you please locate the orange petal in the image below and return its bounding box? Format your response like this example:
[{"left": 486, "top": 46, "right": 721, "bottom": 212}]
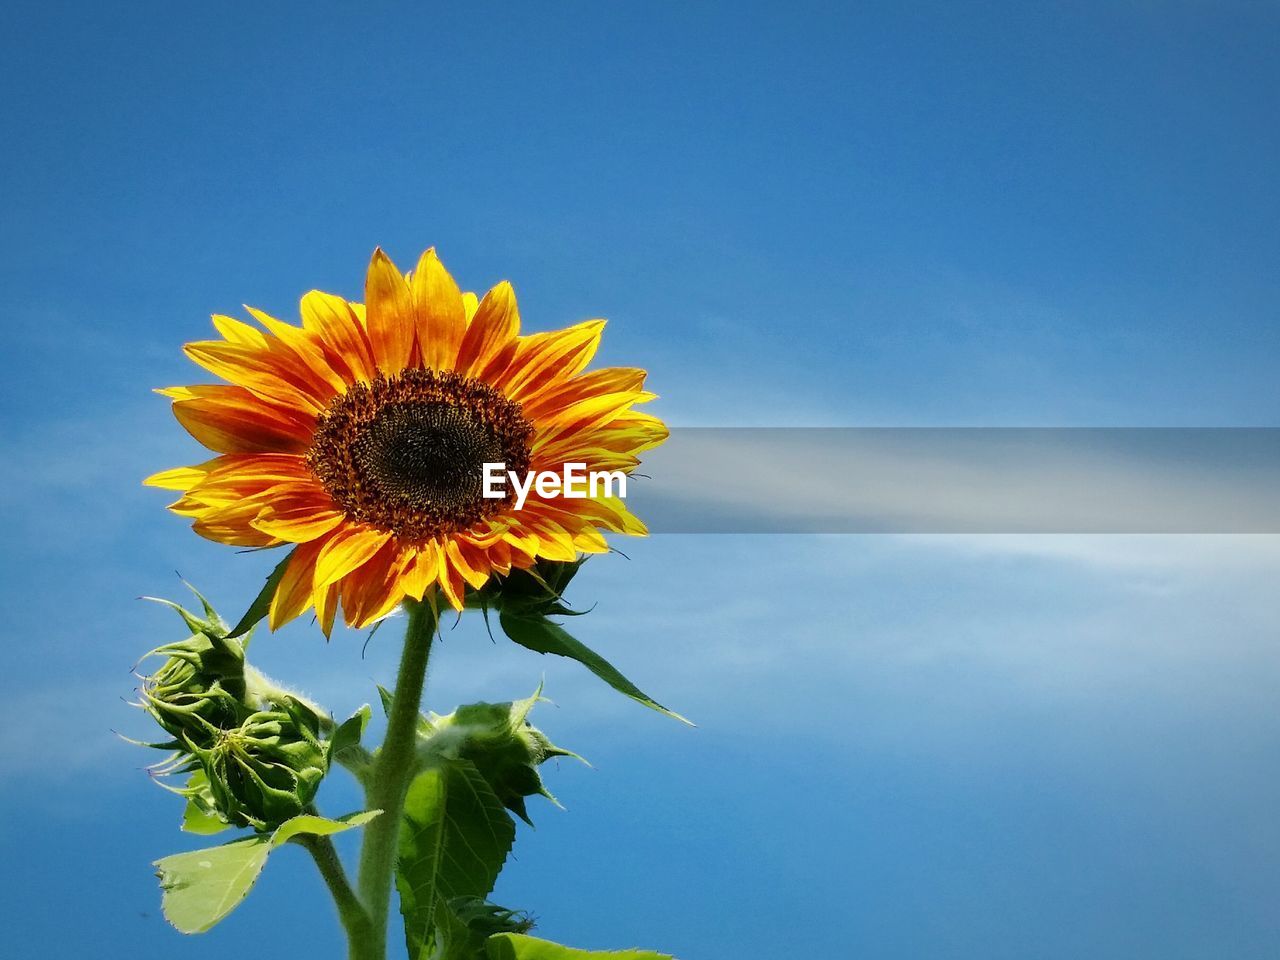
[
  {"left": 495, "top": 320, "right": 605, "bottom": 401},
  {"left": 313, "top": 525, "right": 393, "bottom": 589},
  {"left": 399, "top": 542, "right": 439, "bottom": 601},
  {"left": 251, "top": 498, "right": 347, "bottom": 542},
  {"left": 183, "top": 340, "right": 326, "bottom": 414},
  {"left": 269, "top": 540, "right": 326, "bottom": 629},
  {"left": 339, "top": 541, "right": 408, "bottom": 627},
  {"left": 529, "top": 391, "right": 656, "bottom": 454},
  {"left": 299, "top": 290, "right": 376, "bottom": 383},
  {"left": 246, "top": 306, "right": 348, "bottom": 398},
  {"left": 444, "top": 538, "right": 489, "bottom": 590},
  {"left": 172, "top": 395, "right": 313, "bottom": 455},
  {"left": 457, "top": 281, "right": 520, "bottom": 378},
  {"left": 194, "top": 453, "right": 315, "bottom": 492},
  {"left": 554, "top": 411, "right": 669, "bottom": 457},
  {"left": 520, "top": 367, "right": 648, "bottom": 422},
  {"left": 364, "top": 249, "right": 415, "bottom": 374},
  {"left": 437, "top": 551, "right": 466, "bottom": 610},
  {"left": 191, "top": 517, "right": 281, "bottom": 547},
  {"left": 410, "top": 248, "right": 466, "bottom": 371}
]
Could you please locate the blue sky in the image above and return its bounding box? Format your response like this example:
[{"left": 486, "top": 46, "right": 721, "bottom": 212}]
[{"left": 2, "top": 2, "right": 1279, "bottom": 958}]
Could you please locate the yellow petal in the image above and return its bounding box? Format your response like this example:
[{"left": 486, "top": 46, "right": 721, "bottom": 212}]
[
  {"left": 364, "top": 248, "right": 415, "bottom": 374},
  {"left": 410, "top": 248, "right": 466, "bottom": 370},
  {"left": 144, "top": 463, "right": 215, "bottom": 490},
  {"left": 212, "top": 314, "right": 268, "bottom": 348},
  {"left": 314, "top": 581, "right": 340, "bottom": 638},
  {"left": 461, "top": 291, "right": 479, "bottom": 322}
]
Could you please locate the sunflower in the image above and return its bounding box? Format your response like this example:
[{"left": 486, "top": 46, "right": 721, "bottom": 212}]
[{"left": 146, "top": 249, "right": 666, "bottom": 632}]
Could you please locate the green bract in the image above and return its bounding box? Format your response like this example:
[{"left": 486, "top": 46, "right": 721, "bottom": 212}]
[
  {"left": 472, "top": 560, "right": 690, "bottom": 724},
  {"left": 139, "top": 627, "right": 248, "bottom": 748}
]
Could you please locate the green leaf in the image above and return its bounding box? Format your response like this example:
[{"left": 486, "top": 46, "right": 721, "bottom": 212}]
[
  {"left": 154, "top": 810, "right": 379, "bottom": 934},
  {"left": 397, "top": 759, "right": 517, "bottom": 960},
  {"left": 225, "top": 551, "right": 294, "bottom": 639},
  {"left": 497, "top": 611, "right": 690, "bottom": 724},
  {"left": 485, "top": 934, "right": 673, "bottom": 960},
  {"left": 155, "top": 837, "right": 271, "bottom": 934},
  {"left": 270, "top": 809, "right": 382, "bottom": 847}
]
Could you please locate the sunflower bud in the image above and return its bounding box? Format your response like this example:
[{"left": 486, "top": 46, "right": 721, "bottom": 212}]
[
  {"left": 423, "top": 688, "right": 578, "bottom": 824},
  {"left": 191, "top": 697, "right": 328, "bottom": 829},
  {"left": 136, "top": 588, "right": 336, "bottom": 831}
]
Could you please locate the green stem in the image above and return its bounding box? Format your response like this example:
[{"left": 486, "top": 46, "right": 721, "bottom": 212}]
[
  {"left": 352, "top": 598, "right": 438, "bottom": 960},
  {"left": 298, "top": 833, "right": 372, "bottom": 951}
]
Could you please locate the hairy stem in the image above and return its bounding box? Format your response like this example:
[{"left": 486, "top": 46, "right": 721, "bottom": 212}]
[
  {"left": 352, "top": 598, "right": 437, "bottom": 960},
  {"left": 298, "top": 833, "right": 372, "bottom": 951}
]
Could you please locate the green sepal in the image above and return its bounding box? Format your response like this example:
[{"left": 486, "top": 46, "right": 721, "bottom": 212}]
[
  {"left": 472, "top": 560, "right": 687, "bottom": 724},
  {"left": 377, "top": 684, "right": 395, "bottom": 718},
  {"left": 143, "top": 593, "right": 226, "bottom": 641},
  {"left": 225, "top": 550, "right": 294, "bottom": 639},
  {"left": 450, "top": 897, "right": 534, "bottom": 940},
  {"left": 485, "top": 934, "right": 673, "bottom": 960},
  {"left": 497, "top": 611, "right": 689, "bottom": 725},
  {"left": 473, "top": 559, "right": 587, "bottom": 618}
]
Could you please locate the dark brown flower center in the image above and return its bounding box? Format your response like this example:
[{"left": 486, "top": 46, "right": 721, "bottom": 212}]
[{"left": 308, "top": 369, "right": 532, "bottom": 540}]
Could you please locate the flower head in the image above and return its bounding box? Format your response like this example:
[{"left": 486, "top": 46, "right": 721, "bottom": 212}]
[{"left": 147, "top": 249, "right": 665, "bottom": 630}]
